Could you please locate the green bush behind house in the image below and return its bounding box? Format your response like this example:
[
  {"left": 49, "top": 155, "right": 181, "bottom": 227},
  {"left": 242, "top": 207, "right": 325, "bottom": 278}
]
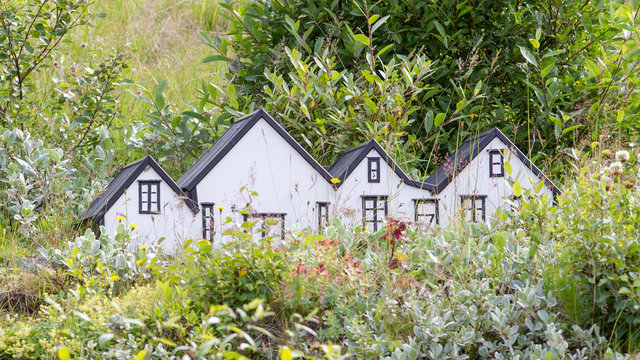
[{"left": 207, "top": 0, "right": 640, "bottom": 175}]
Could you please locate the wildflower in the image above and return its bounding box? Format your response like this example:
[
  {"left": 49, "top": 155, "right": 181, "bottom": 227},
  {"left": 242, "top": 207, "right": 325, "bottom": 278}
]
[
  {"left": 136, "top": 259, "right": 145, "bottom": 265},
  {"left": 618, "top": 241, "right": 624, "bottom": 247},
  {"left": 217, "top": 205, "right": 224, "bottom": 211},
  {"left": 590, "top": 141, "right": 599, "bottom": 149},
  {"left": 88, "top": 255, "right": 93, "bottom": 260},
  {"left": 469, "top": 114, "right": 475, "bottom": 119},
  {"left": 615, "top": 150, "right": 630, "bottom": 163},
  {"left": 116, "top": 216, "right": 125, "bottom": 222},
  {"left": 602, "top": 149, "right": 611, "bottom": 156},
  {"left": 129, "top": 223, "right": 138, "bottom": 229},
  {"left": 238, "top": 267, "right": 248, "bottom": 276},
  {"left": 139, "top": 245, "right": 149, "bottom": 250},
  {"left": 574, "top": 81, "right": 580, "bottom": 85},
  {"left": 110, "top": 275, "right": 119, "bottom": 281},
  {"left": 80, "top": 42, "right": 87, "bottom": 49},
  {"left": 330, "top": 178, "right": 341, "bottom": 184},
  {"left": 609, "top": 161, "right": 623, "bottom": 175}
]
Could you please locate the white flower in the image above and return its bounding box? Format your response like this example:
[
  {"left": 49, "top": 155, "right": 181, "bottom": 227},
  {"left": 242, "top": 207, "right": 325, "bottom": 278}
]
[
  {"left": 615, "top": 150, "right": 630, "bottom": 163},
  {"left": 609, "top": 161, "right": 623, "bottom": 175}
]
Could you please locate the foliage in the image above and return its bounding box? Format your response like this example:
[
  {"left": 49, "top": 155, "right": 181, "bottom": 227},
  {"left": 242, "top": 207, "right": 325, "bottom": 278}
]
[
  {"left": 209, "top": 0, "right": 640, "bottom": 174},
  {"left": 38, "top": 222, "right": 158, "bottom": 296},
  {"left": 549, "top": 146, "right": 640, "bottom": 347},
  {"left": 0, "top": 129, "right": 67, "bottom": 235},
  {"left": 0, "top": 0, "right": 91, "bottom": 119},
  {"left": 259, "top": 46, "right": 434, "bottom": 168}
]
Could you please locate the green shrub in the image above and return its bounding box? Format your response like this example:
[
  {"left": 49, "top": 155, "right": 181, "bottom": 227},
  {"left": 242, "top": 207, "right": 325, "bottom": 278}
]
[{"left": 550, "top": 147, "right": 640, "bottom": 347}]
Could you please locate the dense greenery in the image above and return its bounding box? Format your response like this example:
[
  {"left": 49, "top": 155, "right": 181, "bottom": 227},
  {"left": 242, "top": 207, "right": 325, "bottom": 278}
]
[
  {"left": 2, "top": 151, "right": 640, "bottom": 358},
  {"left": 209, "top": 0, "right": 640, "bottom": 174},
  {"left": 2, "top": 0, "right": 640, "bottom": 358}
]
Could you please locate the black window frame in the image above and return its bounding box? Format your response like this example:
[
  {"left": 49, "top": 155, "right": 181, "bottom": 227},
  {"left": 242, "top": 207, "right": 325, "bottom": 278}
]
[
  {"left": 317, "top": 202, "right": 330, "bottom": 230},
  {"left": 489, "top": 149, "right": 505, "bottom": 178},
  {"left": 367, "top": 157, "right": 381, "bottom": 183},
  {"left": 362, "top": 195, "right": 388, "bottom": 231},
  {"left": 413, "top": 198, "right": 439, "bottom": 225},
  {"left": 460, "top": 195, "right": 487, "bottom": 222},
  {"left": 138, "top": 180, "right": 161, "bottom": 214},
  {"left": 242, "top": 212, "right": 287, "bottom": 240},
  {"left": 201, "top": 203, "right": 215, "bottom": 240}
]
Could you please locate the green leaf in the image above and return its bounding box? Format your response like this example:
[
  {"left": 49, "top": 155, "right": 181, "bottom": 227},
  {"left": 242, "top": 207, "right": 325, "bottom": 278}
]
[
  {"left": 154, "top": 80, "right": 167, "bottom": 99},
  {"left": 280, "top": 346, "right": 294, "bottom": 360},
  {"left": 434, "top": 113, "right": 446, "bottom": 127},
  {"left": 505, "top": 161, "right": 513, "bottom": 176},
  {"left": 353, "top": 34, "right": 370, "bottom": 46},
  {"left": 134, "top": 350, "right": 147, "bottom": 360},
  {"left": 203, "top": 55, "right": 229, "bottom": 63},
  {"left": 368, "top": 14, "right": 379, "bottom": 25},
  {"left": 519, "top": 46, "right": 538, "bottom": 67},
  {"left": 617, "top": 109, "right": 624, "bottom": 123},
  {"left": 98, "top": 333, "right": 114, "bottom": 347},
  {"left": 58, "top": 348, "right": 70, "bottom": 360},
  {"left": 529, "top": 39, "right": 540, "bottom": 49},
  {"left": 513, "top": 180, "right": 522, "bottom": 197},
  {"left": 474, "top": 80, "right": 482, "bottom": 95},
  {"left": 585, "top": 59, "right": 599, "bottom": 77},
  {"left": 562, "top": 124, "right": 583, "bottom": 136},
  {"left": 376, "top": 44, "right": 393, "bottom": 57}
]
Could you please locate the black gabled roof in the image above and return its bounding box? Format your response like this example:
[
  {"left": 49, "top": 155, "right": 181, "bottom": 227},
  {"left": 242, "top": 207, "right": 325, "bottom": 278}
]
[
  {"left": 177, "top": 108, "right": 334, "bottom": 192},
  {"left": 81, "top": 155, "right": 198, "bottom": 223},
  {"left": 328, "top": 139, "right": 434, "bottom": 191},
  {"left": 425, "top": 128, "right": 561, "bottom": 195}
]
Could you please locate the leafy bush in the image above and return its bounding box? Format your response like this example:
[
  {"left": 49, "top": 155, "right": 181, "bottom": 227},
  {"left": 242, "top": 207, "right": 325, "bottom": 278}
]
[
  {"left": 208, "top": 0, "right": 640, "bottom": 174},
  {"left": 549, "top": 147, "right": 640, "bottom": 346}
]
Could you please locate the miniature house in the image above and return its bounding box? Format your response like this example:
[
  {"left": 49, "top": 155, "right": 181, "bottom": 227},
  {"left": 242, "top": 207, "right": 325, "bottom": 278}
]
[{"left": 81, "top": 109, "right": 560, "bottom": 253}]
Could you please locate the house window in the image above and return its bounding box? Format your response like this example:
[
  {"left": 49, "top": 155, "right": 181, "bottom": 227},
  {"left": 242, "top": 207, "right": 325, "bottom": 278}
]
[
  {"left": 317, "top": 202, "right": 330, "bottom": 230},
  {"left": 414, "top": 199, "right": 439, "bottom": 225},
  {"left": 242, "top": 213, "right": 286, "bottom": 240},
  {"left": 460, "top": 195, "right": 487, "bottom": 222},
  {"left": 201, "top": 203, "right": 215, "bottom": 240},
  {"left": 362, "top": 195, "right": 388, "bottom": 231},
  {"left": 138, "top": 180, "right": 161, "bottom": 214},
  {"left": 489, "top": 150, "right": 504, "bottom": 177},
  {"left": 368, "top": 157, "right": 381, "bottom": 183}
]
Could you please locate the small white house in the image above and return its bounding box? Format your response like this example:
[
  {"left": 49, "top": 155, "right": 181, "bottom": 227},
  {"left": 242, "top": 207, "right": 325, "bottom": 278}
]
[
  {"left": 81, "top": 109, "right": 560, "bottom": 251},
  {"left": 80, "top": 155, "right": 200, "bottom": 253}
]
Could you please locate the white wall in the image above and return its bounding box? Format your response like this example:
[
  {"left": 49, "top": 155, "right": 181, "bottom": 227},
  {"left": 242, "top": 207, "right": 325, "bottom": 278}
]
[
  {"left": 436, "top": 137, "right": 555, "bottom": 227},
  {"left": 103, "top": 165, "right": 200, "bottom": 254},
  {"left": 334, "top": 148, "right": 433, "bottom": 229},
  {"left": 194, "top": 117, "right": 335, "bottom": 243},
  {"left": 102, "top": 129, "right": 556, "bottom": 249}
]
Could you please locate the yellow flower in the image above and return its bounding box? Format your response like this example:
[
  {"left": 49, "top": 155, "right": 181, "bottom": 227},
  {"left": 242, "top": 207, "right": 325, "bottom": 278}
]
[
  {"left": 129, "top": 223, "right": 138, "bottom": 229},
  {"left": 330, "top": 178, "right": 341, "bottom": 184},
  {"left": 238, "top": 268, "right": 248, "bottom": 276},
  {"left": 139, "top": 245, "right": 149, "bottom": 250},
  {"left": 116, "top": 216, "right": 125, "bottom": 222},
  {"left": 217, "top": 206, "right": 224, "bottom": 211},
  {"left": 470, "top": 114, "right": 475, "bottom": 119},
  {"left": 88, "top": 256, "right": 93, "bottom": 260},
  {"left": 136, "top": 259, "right": 145, "bottom": 265},
  {"left": 618, "top": 241, "right": 623, "bottom": 247},
  {"left": 110, "top": 275, "right": 119, "bottom": 281}
]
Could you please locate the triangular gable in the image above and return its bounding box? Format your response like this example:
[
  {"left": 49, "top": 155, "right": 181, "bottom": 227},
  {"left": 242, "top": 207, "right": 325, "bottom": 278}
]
[
  {"left": 177, "top": 109, "right": 334, "bottom": 196},
  {"left": 328, "top": 139, "right": 433, "bottom": 191},
  {"left": 81, "top": 155, "right": 197, "bottom": 223},
  {"left": 425, "top": 128, "right": 561, "bottom": 195}
]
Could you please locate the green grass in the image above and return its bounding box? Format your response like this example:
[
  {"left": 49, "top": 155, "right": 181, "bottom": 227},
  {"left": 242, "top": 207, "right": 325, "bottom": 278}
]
[{"left": 31, "top": 0, "right": 231, "bottom": 119}]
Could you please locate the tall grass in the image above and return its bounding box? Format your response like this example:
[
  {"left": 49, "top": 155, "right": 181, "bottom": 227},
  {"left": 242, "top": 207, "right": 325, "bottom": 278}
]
[{"left": 30, "top": 0, "right": 231, "bottom": 119}]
